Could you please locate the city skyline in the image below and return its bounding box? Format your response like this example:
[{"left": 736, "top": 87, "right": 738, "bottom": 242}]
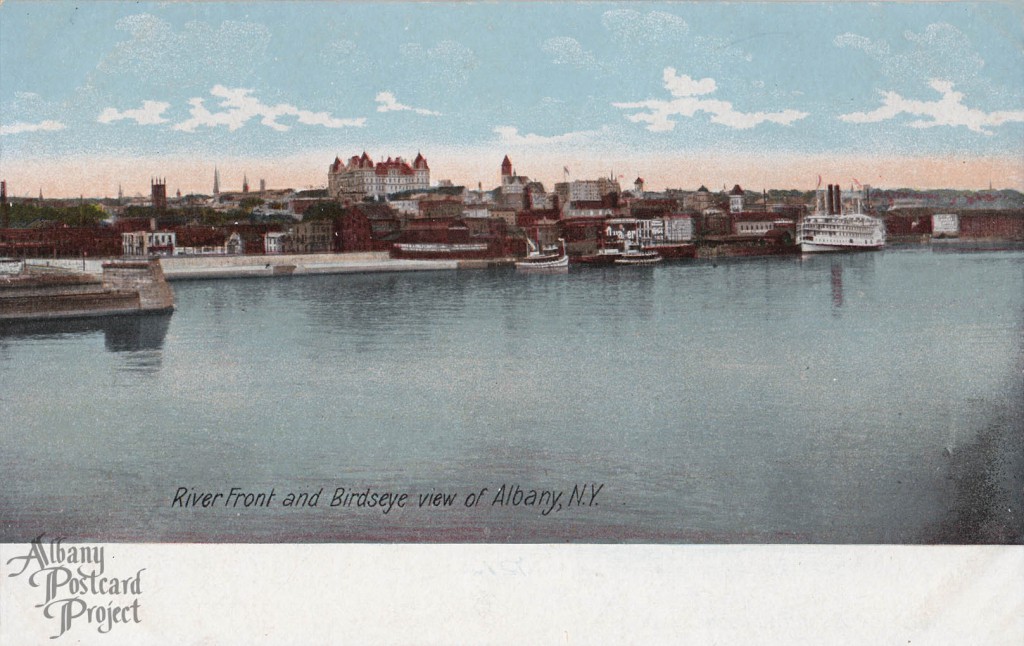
[{"left": 1, "top": 2, "right": 1022, "bottom": 196}]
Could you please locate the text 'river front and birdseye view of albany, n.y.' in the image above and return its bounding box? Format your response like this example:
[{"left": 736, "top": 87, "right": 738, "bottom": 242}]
[{"left": 0, "top": 1, "right": 1022, "bottom": 544}]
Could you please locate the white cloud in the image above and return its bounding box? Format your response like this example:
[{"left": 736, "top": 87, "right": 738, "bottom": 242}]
[
  {"left": 375, "top": 91, "right": 441, "bottom": 116},
  {"left": 493, "top": 126, "right": 598, "bottom": 146},
  {"left": 173, "top": 86, "right": 365, "bottom": 132},
  {"left": 1, "top": 120, "right": 66, "bottom": 136},
  {"left": 833, "top": 33, "right": 891, "bottom": 60},
  {"left": 326, "top": 39, "right": 357, "bottom": 58},
  {"left": 602, "top": 9, "right": 689, "bottom": 44},
  {"left": 839, "top": 79, "right": 1024, "bottom": 135},
  {"left": 98, "top": 100, "right": 171, "bottom": 125},
  {"left": 400, "top": 40, "right": 478, "bottom": 86},
  {"left": 99, "top": 14, "right": 271, "bottom": 86},
  {"left": 834, "top": 23, "right": 985, "bottom": 86},
  {"left": 613, "top": 67, "right": 808, "bottom": 131},
  {"left": 662, "top": 68, "right": 716, "bottom": 97},
  {"left": 542, "top": 37, "right": 597, "bottom": 70}
]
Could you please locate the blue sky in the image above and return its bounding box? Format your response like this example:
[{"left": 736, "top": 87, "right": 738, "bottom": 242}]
[{"left": 1, "top": 2, "right": 1022, "bottom": 195}]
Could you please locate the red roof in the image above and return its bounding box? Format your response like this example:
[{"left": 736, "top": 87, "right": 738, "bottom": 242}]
[
  {"left": 338, "top": 152, "right": 427, "bottom": 173},
  {"left": 375, "top": 158, "right": 415, "bottom": 176}
]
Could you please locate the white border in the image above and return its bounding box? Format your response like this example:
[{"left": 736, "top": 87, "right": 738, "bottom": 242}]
[{"left": 3, "top": 544, "right": 1023, "bottom": 644}]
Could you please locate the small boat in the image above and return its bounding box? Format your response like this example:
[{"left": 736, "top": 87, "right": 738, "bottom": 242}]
[
  {"left": 614, "top": 240, "right": 662, "bottom": 265},
  {"left": 577, "top": 246, "right": 622, "bottom": 265},
  {"left": 515, "top": 238, "right": 569, "bottom": 271}
]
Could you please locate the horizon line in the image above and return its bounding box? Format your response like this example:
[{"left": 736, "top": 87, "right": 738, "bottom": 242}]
[{"left": 2, "top": 150, "right": 1022, "bottom": 198}]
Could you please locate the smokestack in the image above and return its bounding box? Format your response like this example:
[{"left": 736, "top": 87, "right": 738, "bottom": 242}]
[
  {"left": 827, "top": 185, "right": 835, "bottom": 215},
  {"left": 1, "top": 180, "right": 8, "bottom": 228},
  {"left": 834, "top": 185, "right": 842, "bottom": 215}
]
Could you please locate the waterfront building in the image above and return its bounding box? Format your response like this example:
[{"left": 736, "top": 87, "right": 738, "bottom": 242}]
[
  {"left": 663, "top": 214, "right": 695, "bottom": 242},
  {"left": 734, "top": 219, "right": 777, "bottom": 235},
  {"left": 488, "top": 206, "right": 518, "bottom": 226},
  {"left": 328, "top": 152, "right": 430, "bottom": 199},
  {"left": 264, "top": 231, "right": 288, "bottom": 254},
  {"left": 464, "top": 189, "right": 494, "bottom": 206},
  {"left": 685, "top": 185, "right": 716, "bottom": 213},
  {"left": 285, "top": 220, "right": 333, "bottom": 253},
  {"left": 226, "top": 232, "right": 244, "bottom": 254},
  {"left": 555, "top": 178, "right": 621, "bottom": 205},
  {"left": 151, "top": 178, "right": 167, "bottom": 211},
  {"left": 173, "top": 226, "right": 230, "bottom": 256},
  {"left": 350, "top": 203, "right": 402, "bottom": 243},
  {"left": 527, "top": 185, "right": 554, "bottom": 210},
  {"left": 562, "top": 200, "right": 617, "bottom": 219},
  {"left": 420, "top": 199, "right": 463, "bottom": 220},
  {"left": 729, "top": 185, "right": 745, "bottom": 213},
  {"left": 462, "top": 205, "right": 490, "bottom": 219},
  {"left": 627, "top": 199, "right": 695, "bottom": 243},
  {"left": 122, "top": 230, "right": 176, "bottom": 256},
  {"left": 932, "top": 213, "right": 960, "bottom": 238},
  {"left": 496, "top": 155, "right": 532, "bottom": 209}
]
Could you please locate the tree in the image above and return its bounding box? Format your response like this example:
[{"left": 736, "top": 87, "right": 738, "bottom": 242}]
[
  {"left": 301, "top": 201, "right": 346, "bottom": 221},
  {"left": 240, "top": 196, "right": 265, "bottom": 211},
  {"left": 5, "top": 202, "right": 107, "bottom": 227}
]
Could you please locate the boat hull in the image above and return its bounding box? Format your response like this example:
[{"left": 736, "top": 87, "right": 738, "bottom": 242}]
[
  {"left": 614, "top": 253, "right": 662, "bottom": 265},
  {"left": 515, "top": 255, "right": 569, "bottom": 271},
  {"left": 799, "top": 241, "right": 884, "bottom": 253}
]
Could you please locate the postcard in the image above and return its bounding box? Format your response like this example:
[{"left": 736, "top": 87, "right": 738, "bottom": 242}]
[{"left": 1, "top": 1, "right": 1021, "bottom": 643}]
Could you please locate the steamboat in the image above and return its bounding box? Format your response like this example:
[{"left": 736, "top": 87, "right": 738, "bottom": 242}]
[{"left": 798, "top": 183, "right": 885, "bottom": 253}]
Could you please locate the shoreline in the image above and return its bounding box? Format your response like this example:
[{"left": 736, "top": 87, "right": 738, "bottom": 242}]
[
  {"left": 12, "top": 237, "right": 1022, "bottom": 282},
  {"left": 14, "top": 252, "right": 515, "bottom": 281},
  {"left": 160, "top": 251, "right": 479, "bottom": 281}
]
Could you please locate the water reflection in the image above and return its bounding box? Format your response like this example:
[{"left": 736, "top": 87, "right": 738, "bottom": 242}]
[
  {"left": 0, "top": 312, "right": 169, "bottom": 350},
  {"left": 831, "top": 263, "right": 844, "bottom": 309},
  {"left": 4, "top": 249, "right": 1022, "bottom": 543}
]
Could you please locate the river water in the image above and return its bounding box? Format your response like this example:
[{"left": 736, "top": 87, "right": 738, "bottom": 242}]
[{"left": 1, "top": 245, "right": 1021, "bottom": 543}]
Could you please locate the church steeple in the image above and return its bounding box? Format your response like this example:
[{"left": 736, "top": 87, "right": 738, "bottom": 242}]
[{"left": 213, "top": 167, "right": 220, "bottom": 196}]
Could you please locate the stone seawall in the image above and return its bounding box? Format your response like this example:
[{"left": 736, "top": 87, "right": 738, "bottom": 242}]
[
  {"left": 0, "top": 259, "right": 173, "bottom": 320},
  {"left": 22, "top": 258, "right": 108, "bottom": 276},
  {"left": 158, "top": 252, "right": 461, "bottom": 280},
  {"left": 0, "top": 272, "right": 102, "bottom": 297},
  {"left": 102, "top": 260, "right": 175, "bottom": 311},
  {"left": 0, "top": 290, "right": 141, "bottom": 320}
]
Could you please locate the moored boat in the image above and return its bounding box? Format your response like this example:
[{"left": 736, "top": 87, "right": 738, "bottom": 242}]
[
  {"left": 614, "top": 240, "right": 662, "bottom": 265},
  {"left": 515, "top": 238, "right": 569, "bottom": 271},
  {"left": 577, "top": 247, "right": 622, "bottom": 265},
  {"left": 614, "top": 249, "right": 662, "bottom": 265},
  {"left": 798, "top": 183, "right": 885, "bottom": 253}
]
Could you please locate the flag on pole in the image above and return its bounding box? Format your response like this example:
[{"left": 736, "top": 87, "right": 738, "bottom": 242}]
[
  {"left": 852, "top": 178, "right": 862, "bottom": 189},
  {"left": 816, "top": 174, "right": 822, "bottom": 189}
]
